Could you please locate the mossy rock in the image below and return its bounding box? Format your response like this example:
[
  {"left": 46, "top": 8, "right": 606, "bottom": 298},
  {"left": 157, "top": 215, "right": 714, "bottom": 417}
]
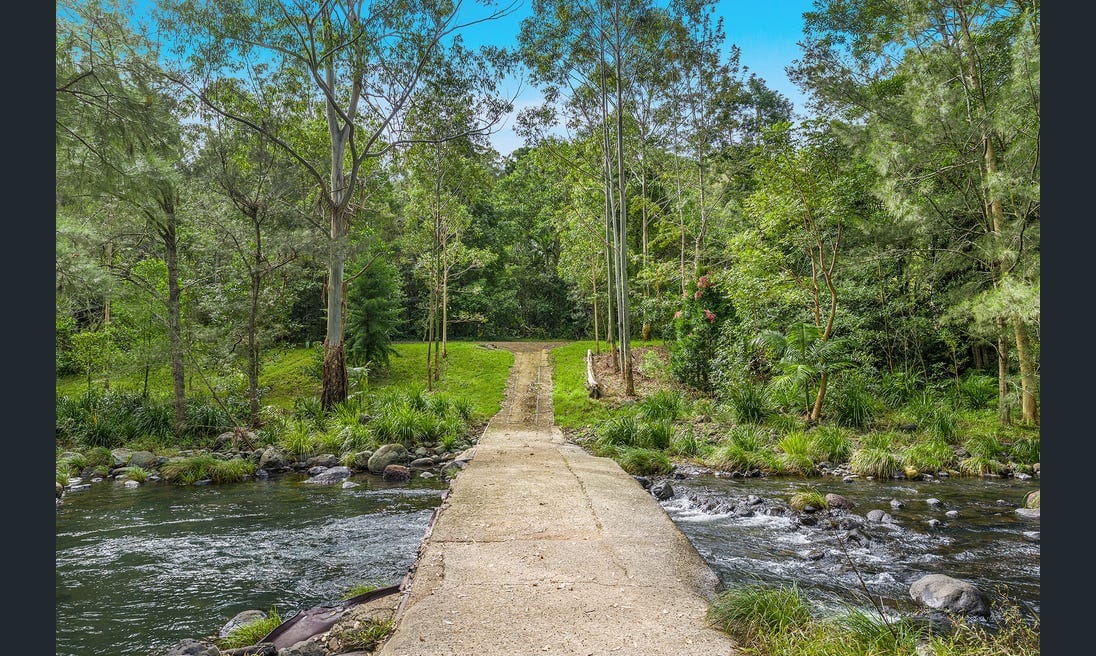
[{"left": 1024, "top": 489, "right": 1040, "bottom": 509}]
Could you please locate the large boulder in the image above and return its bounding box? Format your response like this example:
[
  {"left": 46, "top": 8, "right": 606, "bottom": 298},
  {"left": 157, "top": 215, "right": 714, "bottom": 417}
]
[
  {"left": 258, "top": 446, "right": 289, "bottom": 471},
  {"left": 1024, "top": 490, "right": 1040, "bottom": 509},
  {"left": 163, "top": 639, "right": 221, "bottom": 656},
  {"left": 348, "top": 450, "right": 373, "bottom": 471},
  {"left": 909, "top": 574, "right": 989, "bottom": 616},
  {"left": 825, "top": 493, "right": 854, "bottom": 510},
  {"left": 128, "top": 450, "right": 157, "bottom": 469},
  {"left": 383, "top": 464, "right": 411, "bottom": 482},
  {"left": 218, "top": 610, "right": 268, "bottom": 638},
  {"left": 110, "top": 448, "right": 134, "bottom": 468},
  {"left": 368, "top": 444, "right": 409, "bottom": 474},
  {"left": 303, "top": 466, "right": 352, "bottom": 485},
  {"left": 306, "top": 454, "right": 339, "bottom": 469}
]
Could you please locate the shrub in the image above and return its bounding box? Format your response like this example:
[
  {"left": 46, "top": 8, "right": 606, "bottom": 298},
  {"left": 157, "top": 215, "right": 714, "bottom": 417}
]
[
  {"left": 765, "top": 412, "right": 803, "bottom": 435},
  {"left": 451, "top": 397, "right": 474, "bottom": 421},
  {"left": 638, "top": 390, "right": 686, "bottom": 422},
  {"left": 788, "top": 489, "right": 828, "bottom": 511},
  {"left": 278, "top": 420, "right": 316, "bottom": 458},
  {"left": 616, "top": 448, "right": 672, "bottom": 476},
  {"left": 132, "top": 400, "right": 175, "bottom": 441},
  {"left": 216, "top": 608, "right": 281, "bottom": 650},
  {"left": 902, "top": 439, "right": 956, "bottom": 472},
  {"left": 292, "top": 396, "right": 326, "bottom": 430},
  {"left": 849, "top": 448, "right": 902, "bottom": 478},
  {"left": 724, "top": 380, "right": 771, "bottom": 425},
  {"left": 637, "top": 419, "right": 674, "bottom": 450},
  {"left": 707, "top": 584, "right": 811, "bottom": 643},
  {"left": 807, "top": 426, "right": 853, "bottom": 463},
  {"left": 182, "top": 398, "right": 233, "bottom": 443}
]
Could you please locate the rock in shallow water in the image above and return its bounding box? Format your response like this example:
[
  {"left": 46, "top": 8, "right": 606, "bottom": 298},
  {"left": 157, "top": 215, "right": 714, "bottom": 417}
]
[
  {"left": 218, "top": 610, "right": 267, "bottom": 638},
  {"left": 651, "top": 480, "right": 674, "bottom": 500},
  {"left": 866, "top": 509, "right": 892, "bottom": 523},
  {"left": 382, "top": 464, "right": 411, "bottom": 482},
  {"left": 825, "top": 493, "right": 853, "bottom": 510},
  {"left": 304, "top": 466, "right": 352, "bottom": 485},
  {"left": 909, "top": 574, "right": 989, "bottom": 616},
  {"left": 1014, "top": 507, "right": 1040, "bottom": 519},
  {"left": 163, "top": 638, "right": 221, "bottom": 655}
]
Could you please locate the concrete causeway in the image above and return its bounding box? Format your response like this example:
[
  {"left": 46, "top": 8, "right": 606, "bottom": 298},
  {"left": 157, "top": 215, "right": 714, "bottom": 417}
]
[{"left": 377, "top": 343, "right": 736, "bottom": 655}]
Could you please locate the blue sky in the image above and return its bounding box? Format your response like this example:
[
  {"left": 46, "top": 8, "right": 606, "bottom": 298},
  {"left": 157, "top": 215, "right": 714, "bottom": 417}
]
[
  {"left": 454, "top": 0, "right": 817, "bottom": 154},
  {"left": 132, "top": 0, "right": 815, "bottom": 155}
]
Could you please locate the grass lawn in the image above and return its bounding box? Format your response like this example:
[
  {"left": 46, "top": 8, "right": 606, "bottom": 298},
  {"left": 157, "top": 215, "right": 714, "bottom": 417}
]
[
  {"left": 550, "top": 340, "right": 664, "bottom": 429},
  {"left": 56, "top": 341, "right": 514, "bottom": 421}
]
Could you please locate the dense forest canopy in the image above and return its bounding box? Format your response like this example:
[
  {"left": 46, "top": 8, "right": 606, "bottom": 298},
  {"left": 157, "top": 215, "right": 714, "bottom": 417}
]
[{"left": 57, "top": 0, "right": 1038, "bottom": 430}]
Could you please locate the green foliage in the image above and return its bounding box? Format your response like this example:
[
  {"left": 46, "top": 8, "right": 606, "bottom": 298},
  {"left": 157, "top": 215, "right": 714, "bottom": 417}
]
[
  {"left": 637, "top": 419, "right": 674, "bottom": 450},
  {"left": 706, "top": 426, "right": 778, "bottom": 473},
  {"left": 879, "top": 370, "right": 924, "bottom": 409},
  {"left": 278, "top": 420, "right": 317, "bottom": 458},
  {"left": 834, "top": 609, "right": 924, "bottom": 653},
  {"left": 959, "top": 455, "right": 1004, "bottom": 477},
  {"left": 615, "top": 448, "right": 672, "bottom": 476},
  {"left": 707, "top": 584, "right": 811, "bottom": 643},
  {"left": 117, "top": 466, "right": 150, "bottom": 483},
  {"left": 344, "top": 583, "right": 379, "bottom": 599},
  {"left": 807, "top": 426, "right": 853, "bottom": 463},
  {"left": 788, "top": 488, "right": 828, "bottom": 511},
  {"left": 958, "top": 372, "right": 998, "bottom": 410},
  {"left": 724, "top": 379, "right": 772, "bottom": 425},
  {"left": 84, "top": 447, "right": 113, "bottom": 467},
  {"left": 906, "top": 397, "right": 960, "bottom": 442},
  {"left": 778, "top": 432, "right": 816, "bottom": 475},
  {"left": 901, "top": 440, "right": 955, "bottom": 472},
  {"left": 669, "top": 427, "right": 701, "bottom": 457},
  {"left": 1009, "top": 436, "right": 1040, "bottom": 465},
  {"left": 216, "top": 608, "right": 281, "bottom": 650},
  {"left": 849, "top": 448, "right": 902, "bottom": 478},
  {"left": 595, "top": 415, "right": 640, "bottom": 452},
  {"left": 829, "top": 373, "right": 879, "bottom": 429},
  {"left": 345, "top": 257, "right": 404, "bottom": 369},
  {"left": 161, "top": 455, "right": 253, "bottom": 485},
  {"left": 334, "top": 618, "right": 395, "bottom": 652},
  {"left": 638, "top": 390, "right": 686, "bottom": 422}
]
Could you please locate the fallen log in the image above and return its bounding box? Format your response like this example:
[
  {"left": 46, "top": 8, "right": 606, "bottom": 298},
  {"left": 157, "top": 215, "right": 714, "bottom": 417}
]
[{"left": 586, "top": 349, "right": 601, "bottom": 399}]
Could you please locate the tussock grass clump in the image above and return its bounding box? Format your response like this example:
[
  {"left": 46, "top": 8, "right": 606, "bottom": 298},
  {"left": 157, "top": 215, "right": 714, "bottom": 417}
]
[
  {"left": 216, "top": 608, "right": 281, "bottom": 650},
  {"left": 907, "top": 397, "right": 960, "bottom": 441},
  {"left": 830, "top": 374, "right": 879, "bottom": 429},
  {"left": 595, "top": 415, "right": 640, "bottom": 453},
  {"left": 336, "top": 618, "right": 395, "bottom": 652},
  {"left": 637, "top": 418, "right": 674, "bottom": 450},
  {"left": 616, "top": 447, "right": 672, "bottom": 476},
  {"left": 778, "top": 432, "right": 815, "bottom": 475},
  {"left": 807, "top": 425, "right": 853, "bottom": 463},
  {"left": 116, "top": 466, "right": 150, "bottom": 483},
  {"left": 901, "top": 439, "right": 956, "bottom": 472},
  {"left": 834, "top": 608, "right": 924, "bottom": 653},
  {"left": 1009, "top": 436, "right": 1040, "bottom": 465},
  {"left": 83, "top": 446, "right": 113, "bottom": 468},
  {"left": 849, "top": 447, "right": 902, "bottom": 478},
  {"left": 724, "top": 380, "right": 771, "bottom": 425},
  {"left": 705, "top": 425, "right": 778, "bottom": 473},
  {"left": 788, "top": 489, "right": 828, "bottom": 511},
  {"left": 959, "top": 456, "right": 1005, "bottom": 476},
  {"left": 56, "top": 464, "right": 70, "bottom": 487},
  {"left": 669, "top": 427, "right": 700, "bottom": 457},
  {"left": 161, "top": 455, "right": 252, "bottom": 484},
  {"left": 957, "top": 372, "right": 998, "bottom": 410},
  {"left": 707, "top": 584, "right": 811, "bottom": 643},
  {"left": 959, "top": 434, "right": 1005, "bottom": 475},
  {"left": 879, "top": 370, "right": 923, "bottom": 408},
  {"left": 765, "top": 412, "right": 803, "bottom": 435},
  {"left": 344, "top": 582, "right": 379, "bottom": 599},
  {"left": 278, "top": 420, "right": 317, "bottom": 458},
  {"left": 210, "top": 458, "right": 255, "bottom": 483},
  {"left": 638, "top": 390, "right": 686, "bottom": 422}
]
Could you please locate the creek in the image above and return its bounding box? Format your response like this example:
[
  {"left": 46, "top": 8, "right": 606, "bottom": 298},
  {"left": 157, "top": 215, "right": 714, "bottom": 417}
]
[
  {"left": 55, "top": 474, "right": 447, "bottom": 656},
  {"left": 660, "top": 474, "right": 1040, "bottom": 619}
]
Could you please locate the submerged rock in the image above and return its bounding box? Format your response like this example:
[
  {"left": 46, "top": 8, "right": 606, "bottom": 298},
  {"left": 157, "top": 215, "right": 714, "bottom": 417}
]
[
  {"left": 341, "top": 481, "right": 360, "bottom": 489},
  {"left": 651, "top": 480, "right": 674, "bottom": 500},
  {"left": 1014, "top": 507, "right": 1040, "bottom": 519},
  {"left": 945, "top": 510, "right": 960, "bottom": 519},
  {"left": 1022, "top": 531, "right": 1040, "bottom": 542},
  {"left": 909, "top": 574, "right": 989, "bottom": 616},
  {"left": 925, "top": 498, "right": 943, "bottom": 508},
  {"left": 304, "top": 466, "right": 352, "bottom": 485},
  {"left": 825, "top": 493, "right": 853, "bottom": 510},
  {"left": 889, "top": 499, "right": 905, "bottom": 509},
  {"left": 382, "top": 464, "right": 411, "bottom": 482},
  {"left": 866, "top": 509, "right": 892, "bottom": 523}
]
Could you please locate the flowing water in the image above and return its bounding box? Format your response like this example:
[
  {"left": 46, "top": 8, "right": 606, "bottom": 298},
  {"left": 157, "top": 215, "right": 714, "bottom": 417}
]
[
  {"left": 660, "top": 474, "right": 1040, "bottom": 619},
  {"left": 55, "top": 473, "right": 448, "bottom": 656}
]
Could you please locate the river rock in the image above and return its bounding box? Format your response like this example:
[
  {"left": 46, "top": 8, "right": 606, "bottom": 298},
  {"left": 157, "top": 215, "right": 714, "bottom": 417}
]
[
  {"left": 866, "top": 509, "right": 892, "bottom": 523},
  {"left": 926, "top": 498, "right": 943, "bottom": 508},
  {"left": 306, "top": 454, "right": 339, "bottom": 469},
  {"left": 223, "top": 645, "right": 276, "bottom": 656},
  {"left": 128, "top": 450, "right": 157, "bottom": 469},
  {"left": 419, "top": 471, "right": 435, "bottom": 479},
  {"left": 218, "top": 610, "right": 268, "bottom": 638},
  {"left": 1022, "top": 531, "right": 1040, "bottom": 542},
  {"left": 258, "top": 447, "right": 289, "bottom": 471},
  {"left": 368, "top": 444, "right": 409, "bottom": 473},
  {"left": 341, "top": 480, "right": 360, "bottom": 489},
  {"left": 651, "top": 480, "right": 674, "bottom": 500},
  {"left": 307, "top": 466, "right": 328, "bottom": 476},
  {"left": 909, "top": 574, "right": 989, "bottom": 616},
  {"left": 415, "top": 446, "right": 429, "bottom": 457},
  {"left": 163, "top": 638, "right": 221, "bottom": 656},
  {"left": 889, "top": 499, "right": 905, "bottom": 509},
  {"left": 409, "top": 457, "right": 434, "bottom": 468},
  {"left": 56, "top": 482, "right": 64, "bottom": 498},
  {"left": 277, "top": 639, "right": 325, "bottom": 656},
  {"left": 382, "top": 464, "right": 411, "bottom": 482},
  {"left": 255, "top": 469, "right": 269, "bottom": 480},
  {"left": 1014, "top": 472, "right": 1032, "bottom": 481},
  {"left": 825, "top": 493, "right": 853, "bottom": 510},
  {"left": 194, "top": 479, "right": 213, "bottom": 486},
  {"left": 842, "top": 475, "right": 856, "bottom": 483},
  {"left": 1014, "top": 507, "right": 1040, "bottom": 519},
  {"left": 453, "top": 447, "right": 476, "bottom": 463},
  {"left": 926, "top": 519, "right": 943, "bottom": 529},
  {"left": 348, "top": 450, "right": 373, "bottom": 471},
  {"left": 945, "top": 510, "right": 960, "bottom": 519},
  {"left": 1024, "top": 490, "right": 1040, "bottom": 509},
  {"left": 124, "top": 480, "right": 140, "bottom": 488},
  {"left": 304, "top": 466, "right": 352, "bottom": 485},
  {"left": 110, "top": 448, "right": 134, "bottom": 467}
]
